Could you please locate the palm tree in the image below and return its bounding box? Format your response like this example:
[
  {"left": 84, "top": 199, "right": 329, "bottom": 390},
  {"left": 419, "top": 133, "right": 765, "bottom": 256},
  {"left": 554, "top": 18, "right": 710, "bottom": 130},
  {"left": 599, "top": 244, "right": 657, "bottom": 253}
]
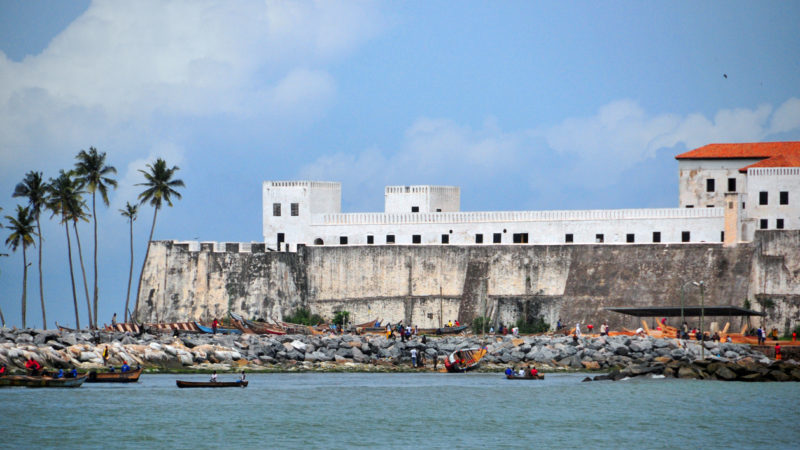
[
  {"left": 134, "top": 159, "right": 184, "bottom": 320},
  {"left": 69, "top": 198, "right": 93, "bottom": 328},
  {"left": 5, "top": 205, "right": 37, "bottom": 328},
  {"left": 47, "top": 170, "right": 85, "bottom": 328},
  {"left": 74, "top": 147, "right": 117, "bottom": 328},
  {"left": 0, "top": 206, "right": 6, "bottom": 327},
  {"left": 120, "top": 202, "right": 138, "bottom": 322},
  {"left": 13, "top": 171, "right": 49, "bottom": 329}
]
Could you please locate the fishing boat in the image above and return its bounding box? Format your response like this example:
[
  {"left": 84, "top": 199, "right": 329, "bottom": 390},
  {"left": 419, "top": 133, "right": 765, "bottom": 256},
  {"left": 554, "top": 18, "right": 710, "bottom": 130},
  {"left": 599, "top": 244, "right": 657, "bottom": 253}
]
[
  {"left": 444, "top": 347, "right": 487, "bottom": 373},
  {"left": 505, "top": 372, "right": 545, "bottom": 380},
  {"left": 229, "top": 313, "right": 286, "bottom": 335},
  {"left": 86, "top": 368, "right": 143, "bottom": 383},
  {"left": 0, "top": 374, "right": 88, "bottom": 388},
  {"left": 194, "top": 321, "right": 242, "bottom": 335},
  {"left": 419, "top": 325, "right": 469, "bottom": 335},
  {"left": 176, "top": 380, "right": 248, "bottom": 388}
]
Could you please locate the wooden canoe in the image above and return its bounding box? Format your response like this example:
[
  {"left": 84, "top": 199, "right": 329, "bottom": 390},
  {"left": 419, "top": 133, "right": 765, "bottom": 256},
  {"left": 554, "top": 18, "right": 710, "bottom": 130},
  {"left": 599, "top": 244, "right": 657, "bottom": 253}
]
[
  {"left": 419, "top": 325, "right": 468, "bottom": 335},
  {"left": 506, "top": 373, "right": 545, "bottom": 380},
  {"left": 230, "top": 312, "right": 287, "bottom": 335},
  {"left": 444, "top": 347, "right": 487, "bottom": 373},
  {"left": 86, "top": 368, "right": 143, "bottom": 383},
  {"left": 194, "top": 322, "right": 243, "bottom": 335},
  {"left": 176, "top": 380, "right": 248, "bottom": 388},
  {"left": 0, "top": 374, "right": 88, "bottom": 388}
]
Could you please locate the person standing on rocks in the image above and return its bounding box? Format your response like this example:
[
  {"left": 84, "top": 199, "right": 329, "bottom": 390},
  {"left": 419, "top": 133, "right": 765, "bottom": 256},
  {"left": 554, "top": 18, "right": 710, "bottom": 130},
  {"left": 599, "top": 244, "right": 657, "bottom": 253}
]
[
  {"left": 775, "top": 343, "right": 782, "bottom": 360},
  {"left": 102, "top": 345, "right": 109, "bottom": 365},
  {"left": 410, "top": 348, "right": 418, "bottom": 368},
  {"left": 212, "top": 318, "right": 219, "bottom": 335},
  {"left": 111, "top": 313, "right": 117, "bottom": 327},
  {"left": 575, "top": 323, "right": 582, "bottom": 338}
]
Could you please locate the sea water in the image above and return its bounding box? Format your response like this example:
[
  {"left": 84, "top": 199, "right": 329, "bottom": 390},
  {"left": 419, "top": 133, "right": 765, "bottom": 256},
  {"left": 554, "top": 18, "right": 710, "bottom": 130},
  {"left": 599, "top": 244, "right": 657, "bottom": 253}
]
[{"left": 1, "top": 372, "right": 799, "bottom": 449}]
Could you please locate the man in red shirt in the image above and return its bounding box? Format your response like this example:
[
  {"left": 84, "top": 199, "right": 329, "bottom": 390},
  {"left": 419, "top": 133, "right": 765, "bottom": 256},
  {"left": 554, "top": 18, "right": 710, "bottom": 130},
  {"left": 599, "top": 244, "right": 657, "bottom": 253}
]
[
  {"left": 25, "top": 357, "right": 42, "bottom": 376},
  {"left": 212, "top": 318, "right": 219, "bottom": 334},
  {"left": 775, "top": 343, "right": 782, "bottom": 360}
]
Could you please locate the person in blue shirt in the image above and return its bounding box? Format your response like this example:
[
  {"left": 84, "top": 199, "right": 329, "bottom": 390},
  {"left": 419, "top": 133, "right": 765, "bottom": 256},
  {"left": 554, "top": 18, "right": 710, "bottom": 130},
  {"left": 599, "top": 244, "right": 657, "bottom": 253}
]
[
  {"left": 70, "top": 368, "right": 78, "bottom": 378},
  {"left": 121, "top": 361, "right": 130, "bottom": 373},
  {"left": 109, "top": 366, "right": 115, "bottom": 372},
  {"left": 504, "top": 367, "right": 513, "bottom": 376},
  {"left": 56, "top": 369, "right": 64, "bottom": 378}
]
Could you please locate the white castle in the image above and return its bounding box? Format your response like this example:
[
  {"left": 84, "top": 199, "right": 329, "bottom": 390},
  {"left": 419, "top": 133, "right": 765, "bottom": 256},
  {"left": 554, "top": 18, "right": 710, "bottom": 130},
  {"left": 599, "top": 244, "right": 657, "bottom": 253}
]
[{"left": 262, "top": 142, "right": 800, "bottom": 251}]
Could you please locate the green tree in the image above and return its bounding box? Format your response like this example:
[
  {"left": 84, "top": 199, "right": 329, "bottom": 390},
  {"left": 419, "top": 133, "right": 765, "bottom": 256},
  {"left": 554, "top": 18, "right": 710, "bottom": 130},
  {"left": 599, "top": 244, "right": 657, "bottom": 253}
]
[
  {"left": 0, "top": 206, "right": 7, "bottom": 326},
  {"left": 333, "top": 311, "right": 350, "bottom": 327},
  {"left": 5, "top": 205, "right": 37, "bottom": 328},
  {"left": 120, "top": 202, "right": 138, "bottom": 322},
  {"left": 284, "top": 307, "right": 324, "bottom": 325},
  {"left": 134, "top": 159, "right": 184, "bottom": 320},
  {"left": 74, "top": 147, "right": 117, "bottom": 328},
  {"left": 47, "top": 170, "right": 85, "bottom": 328},
  {"left": 13, "top": 171, "right": 49, "bottom": 329}
]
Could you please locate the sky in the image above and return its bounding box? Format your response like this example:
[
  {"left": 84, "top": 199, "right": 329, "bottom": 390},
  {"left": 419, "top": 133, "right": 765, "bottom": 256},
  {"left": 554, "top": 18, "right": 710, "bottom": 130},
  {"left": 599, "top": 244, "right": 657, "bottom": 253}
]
[{"left": 0, "top": 0, "right": 799, "bottom": 329}]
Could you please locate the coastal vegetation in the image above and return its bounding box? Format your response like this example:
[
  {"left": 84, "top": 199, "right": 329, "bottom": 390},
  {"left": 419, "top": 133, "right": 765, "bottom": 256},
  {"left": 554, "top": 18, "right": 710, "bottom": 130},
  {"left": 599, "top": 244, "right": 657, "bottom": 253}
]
[
  {"left": 284, "top": 307, "right": 324, "bottom": 326},
  {"left": 133, "top": 158, "right": 185, "bottom": 322},
  {"left": 4, "top": 150, "right": 182, "bottom": 330},
  {"left": 4, "top": 205, "right": 36, "bottom": 328}
]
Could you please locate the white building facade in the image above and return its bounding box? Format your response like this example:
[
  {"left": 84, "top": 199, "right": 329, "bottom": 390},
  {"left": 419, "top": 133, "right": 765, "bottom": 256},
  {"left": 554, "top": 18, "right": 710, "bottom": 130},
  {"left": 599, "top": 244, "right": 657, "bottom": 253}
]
[{"left": 263, "top": 142, "right": 800, "bottom": 251}]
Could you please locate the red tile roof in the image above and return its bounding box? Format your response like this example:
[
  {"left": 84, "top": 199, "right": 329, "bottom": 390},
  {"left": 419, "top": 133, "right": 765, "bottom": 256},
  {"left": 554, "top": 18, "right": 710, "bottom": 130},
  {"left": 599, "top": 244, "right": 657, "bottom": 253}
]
[{"left": 675, "top": 142, "right": 800, "bottom": 172}]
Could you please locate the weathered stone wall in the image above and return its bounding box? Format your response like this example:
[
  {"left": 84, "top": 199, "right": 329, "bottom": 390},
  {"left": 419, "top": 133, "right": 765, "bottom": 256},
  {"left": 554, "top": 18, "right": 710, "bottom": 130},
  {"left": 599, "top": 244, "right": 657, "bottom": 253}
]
[{"left": 137, "top": 231, "right": 800, "bottom": 333}]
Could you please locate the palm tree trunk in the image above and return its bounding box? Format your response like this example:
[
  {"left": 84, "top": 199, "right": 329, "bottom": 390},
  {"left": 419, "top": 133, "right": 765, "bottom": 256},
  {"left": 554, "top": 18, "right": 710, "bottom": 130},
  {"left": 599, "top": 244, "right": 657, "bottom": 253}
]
[
  {"left": 92, "top": 192, "right": 98, "bottom": 328},
  {"left": 124, "top": 217, "right": 134, "bottom": 323},
  {"left": 134, "top": 206, "right": 158, "bottom": 322},
  {"left": 0, "top": 304, "right": 5, "bottom": 327},
  {"left": 21, "top": 247, "right": 28, "bottom": 328},
  {"left": 73, "top": 221, "right": 93, "bottom": 328},
  {"left": 36, "top": 216, "right": 46, "bottom": 329},
  {"left": 65, "top": 223, "right": 80, "bottom": 329}
]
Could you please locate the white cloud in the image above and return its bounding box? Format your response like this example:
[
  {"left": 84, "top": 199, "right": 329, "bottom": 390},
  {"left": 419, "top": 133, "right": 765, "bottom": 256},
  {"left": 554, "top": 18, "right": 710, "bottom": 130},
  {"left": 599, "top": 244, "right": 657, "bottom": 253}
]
[{"left": 0, "top": 0, "right": 383, "bottom": 171}]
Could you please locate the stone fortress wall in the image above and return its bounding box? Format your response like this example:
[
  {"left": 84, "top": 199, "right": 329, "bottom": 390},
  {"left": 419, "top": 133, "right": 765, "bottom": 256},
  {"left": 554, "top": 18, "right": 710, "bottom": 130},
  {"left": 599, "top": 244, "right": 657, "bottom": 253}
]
[{"left": 137, "top": 231, "right": 800, "bottom": 333}]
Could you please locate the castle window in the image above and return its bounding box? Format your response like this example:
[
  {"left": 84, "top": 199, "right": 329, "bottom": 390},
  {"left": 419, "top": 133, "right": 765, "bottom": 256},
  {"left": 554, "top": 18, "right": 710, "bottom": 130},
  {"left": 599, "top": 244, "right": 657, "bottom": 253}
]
[
  {"left": 759, "top": 191, "right": 768, "bottom": 205},
  {"left": 681, "top": 231, "right": 690, "bottom": 242},
  {"left": 653, "top": 232, "right": 661, "bottom": 243},
  {"left": 411, "top": 206, "right": 419, "bottom": 213},
  {"left": 706, "top": 179, "right": 715, "bottom": 192},
  {"left": 686, "top": 205, "right": 694, "bottom": 208},
  {"left": 742, "top": 202, "right": 746, "bottom": 209},
  {"left": 273, "top": 203, "right": 281, "bottom": 216},
  {"left": 707, "top": 205, "right": 714, "bottom": 208},
  {"left": 436, "top": 208, "right": 442, "bottom": 212},
  {"left": 595, "top": 234, "right": 604, "bottom": 243},
  {"left": 760, "top": 219, "right": 768, "bottom": 230},
  {"left": 626, "top": 234, "right": 635, "bottom": 243},
  {"left": 728, "top": 178, "right": 736, "bottom": 192},
  {"left": 721, "top": 231, "right": 725, "bottom": 242},
  {"left": 780, "top": 191, "right": 789, "bottom": 205},
  {"left": 493, "top": 233, "right": 502, "bottom": 243},
  {"left": 290, "top": 203, "right": 299, "bottom": 216},
  {"left": 277, "top": 233, "right": 285, "bottom": 246},
  {"left": 565, "top": 233, "right": 573, "bottom": 243},
  {"left": 412, "top": 235, "right": 421, "bottom": 244},
  {"left": 367, "top": 235, "right": 374, "bottom": 244},
  {"left": 339, "top": 236, "right": 348, "bottom": 245},
  {"left": 386, "top": 235, "right": 395, "bottom": 244},
  {"left": 512, "top": 233, "right": 528, "bottom": 244},
  {"left": 313, "top": 238, "right": 324, "bottom": 245},
  {"left": 475, "top": 234, "right": 483, "bottom": 244},
  {"left": 441, "top": 234, "right": 449, "bottom": 244},
  {"left": 777, "top": 219, "right": 784, "bottom": 229}
]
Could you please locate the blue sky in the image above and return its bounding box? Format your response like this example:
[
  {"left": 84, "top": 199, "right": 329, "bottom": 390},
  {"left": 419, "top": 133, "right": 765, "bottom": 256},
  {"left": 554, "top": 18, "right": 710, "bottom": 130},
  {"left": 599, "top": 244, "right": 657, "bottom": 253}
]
[{"left": 1, "top": 0, "right": 799, "bottom": 328}]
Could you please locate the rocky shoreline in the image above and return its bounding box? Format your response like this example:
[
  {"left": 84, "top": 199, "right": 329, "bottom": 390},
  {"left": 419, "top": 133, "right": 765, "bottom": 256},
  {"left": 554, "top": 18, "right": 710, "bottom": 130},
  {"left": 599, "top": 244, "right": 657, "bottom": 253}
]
[{"left": 1, "top": 328, "right": 798, "bottom": 382}]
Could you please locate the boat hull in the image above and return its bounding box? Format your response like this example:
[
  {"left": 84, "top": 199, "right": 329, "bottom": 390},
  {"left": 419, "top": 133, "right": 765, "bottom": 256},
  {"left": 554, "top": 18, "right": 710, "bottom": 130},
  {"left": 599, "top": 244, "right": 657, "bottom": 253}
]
[
  {"left": 176, "top": 380, "right": 248, "bottom": 388},
  {"left": 86, "top": 368, "right": 143, "bottom": 383},
  {"left": 505, "top": 374, "right": 545, "bottom": 380},
  {"left": 444, "top": 347, "right": 487, "bottom": 373},
  {"left": 0, "top": 374, "right": 88, "bottom": 388},
  {"left": 194, "top": 321, "right": 242, "bottom": 335}
]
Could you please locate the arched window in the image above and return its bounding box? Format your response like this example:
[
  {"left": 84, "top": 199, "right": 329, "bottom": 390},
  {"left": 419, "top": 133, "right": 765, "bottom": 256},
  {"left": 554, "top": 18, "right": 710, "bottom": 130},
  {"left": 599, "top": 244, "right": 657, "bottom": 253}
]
[{"left": 313, "top": 238, "right": 324, "bottom": 245}]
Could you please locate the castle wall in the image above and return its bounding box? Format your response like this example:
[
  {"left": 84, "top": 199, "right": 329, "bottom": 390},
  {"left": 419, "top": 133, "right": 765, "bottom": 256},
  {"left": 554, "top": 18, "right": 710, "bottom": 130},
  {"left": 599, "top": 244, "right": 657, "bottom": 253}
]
[{"left": 138, "top": 232, "right": 800, "bottom": 334}]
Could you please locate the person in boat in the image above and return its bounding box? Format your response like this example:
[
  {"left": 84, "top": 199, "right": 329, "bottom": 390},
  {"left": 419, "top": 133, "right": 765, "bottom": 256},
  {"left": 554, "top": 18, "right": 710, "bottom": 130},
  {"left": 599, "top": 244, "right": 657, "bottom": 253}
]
[
  {"left": 56, "top": 368, "right": 64, "bottom": 378},
  {"left": 517, "top": 367, "right": 525, "bottom": 377},
  {"left": 109, "top": 366, "right": 116, "bottom": 372},
  {"left": 447, "top": 320, "right": 453, "bottom": 328},
  {"left": 239, "top": 371, "right": 246, "bottom": 382},
  {"left": 212, "top": 318, "right": 219, "bottom": 335},
  {"left": 25, "top": 357, "right": 42, "bottom": 376},
  {"left": 210, "top": 371, "right": 218, "bottom": 383},
  {"left": 0, "top": 364, "right": 6, "bottom": 376},
  {"left": 505, "top": 367, "right": 513, "bottom": 376},
  {"left": 121, "top": 361, "right": 131, "bottom": 373},
  {"left": 529, "top": 366, "right": 538, "bottom": 378},
  {"left": 70, "top": 368, "right": 78, "bottom": 378}
]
